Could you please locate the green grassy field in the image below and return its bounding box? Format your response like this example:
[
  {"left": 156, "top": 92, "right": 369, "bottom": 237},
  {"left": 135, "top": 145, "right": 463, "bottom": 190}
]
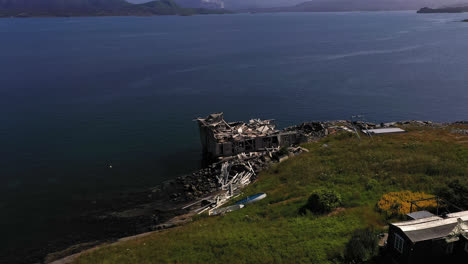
[{"left": 74, "top": 124, "right": 468, "bottom": 264}]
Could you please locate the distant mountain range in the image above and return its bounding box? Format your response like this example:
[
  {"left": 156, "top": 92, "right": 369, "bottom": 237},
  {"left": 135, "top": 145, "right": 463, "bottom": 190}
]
[
  {"left": 129, "top": 0, "right": 468, "bottom": 11},
  {"left": 128, "top": 0, "right": 305, "bottom": 9},
  {"left": 170, "top": 0, "right": 225, "bottom": 9},
  {"left": 150, "top": 0, "right": 468, "bottom": 12},
  {"left": 417, "top": 5, "right": 468, "bottom": 13},
  {"left": 2, "top": 0, "right": 468, "bottom": 17},
  {"left": 245, "top": 0, "right": 468, "bottom": 13},
  {"left": 0, "top": 0, "right": 229, "bottom": 17}
]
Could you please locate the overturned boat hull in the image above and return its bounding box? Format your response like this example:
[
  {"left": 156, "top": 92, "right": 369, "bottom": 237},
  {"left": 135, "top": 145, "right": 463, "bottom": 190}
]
[{"left": 236, "top": 193, "right": 267, "bottom": 205}]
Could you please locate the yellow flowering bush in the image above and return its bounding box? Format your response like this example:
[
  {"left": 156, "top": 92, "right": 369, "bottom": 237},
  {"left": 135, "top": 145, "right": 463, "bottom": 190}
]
[{"left": 377, "top": 191, "right": 437, "bottom": 218}]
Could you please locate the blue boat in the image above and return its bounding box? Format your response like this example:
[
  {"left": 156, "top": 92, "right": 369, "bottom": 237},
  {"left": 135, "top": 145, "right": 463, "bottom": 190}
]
[{"left": 235, "top": 193, "right": 267, "bottom": 205}]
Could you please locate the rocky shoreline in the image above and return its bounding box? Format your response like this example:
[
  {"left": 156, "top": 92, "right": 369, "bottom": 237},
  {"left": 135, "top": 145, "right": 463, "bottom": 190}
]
[{"left": 36, "top": 119, "right": 467, "bottom": 264}]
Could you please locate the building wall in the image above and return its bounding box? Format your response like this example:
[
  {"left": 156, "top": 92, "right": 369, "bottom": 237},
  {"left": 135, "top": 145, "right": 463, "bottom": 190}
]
[
  {"left": 388, "top": 225, "right": 468, "bottom": 264},
  {"left": 222, "top": 142, "right": 232, "bottom": 156},
  {"left": 201, "top": 132, "right": 302, "bottom": 158},
  {"left": 387, "top": 226, "right": 413, "bottom": 264},
  {"left": 455, "top": 237, "right": 468, "bottom": 259}
]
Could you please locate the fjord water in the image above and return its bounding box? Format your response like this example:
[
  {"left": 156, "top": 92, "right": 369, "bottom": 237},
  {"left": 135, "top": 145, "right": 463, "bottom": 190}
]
[{"left": 1, "top": 11, "right": 468, "bottom": 262}]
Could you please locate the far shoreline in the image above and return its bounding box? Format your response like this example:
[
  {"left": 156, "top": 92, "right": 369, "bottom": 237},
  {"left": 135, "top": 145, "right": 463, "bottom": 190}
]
[{"left": 0, "top": 9, "right": 440, "bottom": 19}]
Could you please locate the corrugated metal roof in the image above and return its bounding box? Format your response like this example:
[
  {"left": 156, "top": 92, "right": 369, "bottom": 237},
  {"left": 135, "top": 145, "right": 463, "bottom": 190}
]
[
  {"left": 391, "top": 210, "right": 468, "bottom": 243},
  {"left": 364, "top": 128, "right": 406, "bottom": 134},
  {"left": 447, "top": 211, "right": 468, "bottom": 218},
  {"left": 404, "top": 223, "right": 458, "bottom": 243},
  {"left": 393, "top": 216, "right": 443, "bottom": 227},
  {"left": 407, "top": 211, "right": 435, "bottom": 220}
]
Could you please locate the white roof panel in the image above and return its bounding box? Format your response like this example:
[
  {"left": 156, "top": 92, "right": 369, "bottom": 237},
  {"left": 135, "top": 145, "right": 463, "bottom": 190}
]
[
  {"left": 393, "top": 210, "right": 468, "bottom": 232},
  {"left": 364, "top": 128, "right": 406, "bottom": 134}
]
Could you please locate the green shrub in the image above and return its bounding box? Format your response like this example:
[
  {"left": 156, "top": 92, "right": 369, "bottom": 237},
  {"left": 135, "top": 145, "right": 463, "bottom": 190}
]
[
  {"left": 306, "top": 188, "right": 342, "bottom": 213},
  {"left": 366, "top": 179, "right": 379, "bottom": 191},
  {"left": 436, "top": 179, "right": 468, "bottom": 209},
  {"left": 344, "top": 228, "right": 378, "bottom": 263}
]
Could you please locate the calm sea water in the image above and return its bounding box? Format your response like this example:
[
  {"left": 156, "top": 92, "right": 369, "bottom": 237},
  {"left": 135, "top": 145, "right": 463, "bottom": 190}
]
[{"left": 1, "top": 11, "right": 468, "bottom": 262}]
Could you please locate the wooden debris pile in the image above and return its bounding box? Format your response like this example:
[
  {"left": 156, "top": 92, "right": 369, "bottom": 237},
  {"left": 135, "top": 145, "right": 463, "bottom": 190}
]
[
  {"left": 451, "top": 129, "right": 468, "bottom": 135},
  {"left": 283, "top": 122, "right": 328, "bottom": 141},
  {"left": 173, "top": 151, "right": 273, "bottom": 203},
  {"left": 196, "top": 113, "right": 277, "bottom": 144}
]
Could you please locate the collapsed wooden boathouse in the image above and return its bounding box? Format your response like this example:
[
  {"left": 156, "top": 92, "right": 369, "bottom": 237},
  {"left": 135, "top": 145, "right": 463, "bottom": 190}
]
[{"left": 195, "top": 113, "right": 326, "bottom": 158}]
